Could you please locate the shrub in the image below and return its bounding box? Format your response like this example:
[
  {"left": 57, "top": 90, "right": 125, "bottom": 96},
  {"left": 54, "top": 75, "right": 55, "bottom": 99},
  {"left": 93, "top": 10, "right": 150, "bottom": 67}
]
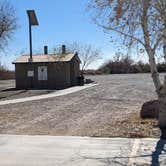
[
  {"left": 98, "top": 54, "right": 166, "bottom": 74},
  {"left": 0, "top": 64, "right": 14, "bottom": 80}
]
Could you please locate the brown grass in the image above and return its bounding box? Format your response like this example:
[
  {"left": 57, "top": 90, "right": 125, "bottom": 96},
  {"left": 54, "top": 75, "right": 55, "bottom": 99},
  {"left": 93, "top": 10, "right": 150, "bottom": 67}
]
[{"left": 113, "top": 113, "right": 160, "bottom": 138}]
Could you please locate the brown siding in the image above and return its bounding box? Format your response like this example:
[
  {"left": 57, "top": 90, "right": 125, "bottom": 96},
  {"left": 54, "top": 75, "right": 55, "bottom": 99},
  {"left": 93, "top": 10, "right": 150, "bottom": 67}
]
[
  {"left": 15, "top": 62, "right": 72, "bottom": 89},
  {"left": 15, "top": 63, "right": 33, "bottom": 89},
  {"left": 14, "top": 55, "right": 80, "bottom": 89},
  {"left": 54, "top": 62, "right": 71, "bottom": 89},
  {"left": 70, "top": 58, "right": 80, "bottom": 86}
]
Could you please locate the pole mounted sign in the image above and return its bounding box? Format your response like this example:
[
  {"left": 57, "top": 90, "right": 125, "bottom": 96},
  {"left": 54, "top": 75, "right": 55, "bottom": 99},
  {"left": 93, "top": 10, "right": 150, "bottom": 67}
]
[{"left": 26, "top": 10, "right": 39, "bottom": 60}]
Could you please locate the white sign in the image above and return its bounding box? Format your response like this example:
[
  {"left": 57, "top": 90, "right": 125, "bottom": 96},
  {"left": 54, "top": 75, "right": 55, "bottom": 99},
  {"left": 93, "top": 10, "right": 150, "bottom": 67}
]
[
  {"left": 38, "top": 66, "right": 48, "bottom": 81},
  {"left": 27, "top": 70, "right": 34, "bottom": 77}
]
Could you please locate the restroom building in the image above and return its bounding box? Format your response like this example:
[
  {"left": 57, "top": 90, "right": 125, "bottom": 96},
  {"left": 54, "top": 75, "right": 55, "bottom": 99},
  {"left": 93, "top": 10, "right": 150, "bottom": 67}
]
[{"left": 13, "top": 45, "right": 81, "bottom": 89}]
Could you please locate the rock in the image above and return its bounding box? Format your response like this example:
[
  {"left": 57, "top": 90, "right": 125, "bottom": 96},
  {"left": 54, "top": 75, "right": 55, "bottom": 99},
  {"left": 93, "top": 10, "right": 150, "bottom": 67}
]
[{"left": 140, "top": 100, "right": 159, "bottom": 119}]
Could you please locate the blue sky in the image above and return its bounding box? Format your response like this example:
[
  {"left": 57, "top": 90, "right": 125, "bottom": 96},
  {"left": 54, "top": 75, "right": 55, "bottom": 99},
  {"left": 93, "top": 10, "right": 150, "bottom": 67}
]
[{"left": 1, "top": 0, "right": 145, "bottom": 70}]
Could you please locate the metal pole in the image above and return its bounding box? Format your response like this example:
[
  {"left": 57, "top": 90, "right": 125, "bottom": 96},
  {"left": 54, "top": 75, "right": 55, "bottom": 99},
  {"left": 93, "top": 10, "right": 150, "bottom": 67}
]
[
  {"left": 27, "top": 10, "right": 38, "bottom": 89},
  {"left": 28, "top": 18, "right": 33, "bottom": 88},
  {"left": 29, "top": 18, "right": 32, "bottom": 59}
]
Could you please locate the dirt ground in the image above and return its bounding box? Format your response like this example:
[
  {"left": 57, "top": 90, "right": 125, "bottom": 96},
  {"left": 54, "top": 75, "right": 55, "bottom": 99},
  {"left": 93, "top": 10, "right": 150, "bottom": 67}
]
[{"left": 0, "top": 74, "right": 163, "bottom": 138}]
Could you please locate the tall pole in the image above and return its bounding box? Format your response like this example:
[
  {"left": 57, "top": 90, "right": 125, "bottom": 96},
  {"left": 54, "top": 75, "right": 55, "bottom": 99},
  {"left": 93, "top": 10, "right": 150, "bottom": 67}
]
[
  {"left": 28, "top": 17, "right": 33, "bottom": 88},
  {"left": 29, "top": 18, "right": 32, "bottom": 60},
  {"left": 27, "top": 10, "right": 39, "bottom": 89}
]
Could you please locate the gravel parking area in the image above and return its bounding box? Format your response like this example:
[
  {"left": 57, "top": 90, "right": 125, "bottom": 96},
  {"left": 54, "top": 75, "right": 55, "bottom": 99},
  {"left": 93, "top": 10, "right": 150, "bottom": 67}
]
[
  {"left": 0, "top": 80, "right": 55, "bottom": 101},
  {"left": 0, "top": 74, "right": 163, "bottom": 137}
]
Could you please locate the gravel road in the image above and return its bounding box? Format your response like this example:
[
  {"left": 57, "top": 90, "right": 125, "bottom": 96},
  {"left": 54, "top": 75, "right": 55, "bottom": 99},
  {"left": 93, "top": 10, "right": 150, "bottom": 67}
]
[{"left": 0, "top": 74, "right": 163, "bottom": 137}]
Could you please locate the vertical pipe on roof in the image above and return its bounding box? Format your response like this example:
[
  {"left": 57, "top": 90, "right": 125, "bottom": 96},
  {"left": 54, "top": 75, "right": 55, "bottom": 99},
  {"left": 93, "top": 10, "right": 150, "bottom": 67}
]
[
  {"left": 44, "top": 46, "right": 48, "bottom": 54},
  {"left": 62, "top": 45, "right": 66, "bottom": 54}
]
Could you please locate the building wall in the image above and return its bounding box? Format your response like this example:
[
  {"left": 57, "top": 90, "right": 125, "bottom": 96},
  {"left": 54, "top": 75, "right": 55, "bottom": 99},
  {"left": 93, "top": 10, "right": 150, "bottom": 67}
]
[
  {"left": 70, "top": 58, "right": 80, "bottom": 86},
  {"left": 15, "top": 57, "right": 80, "bottom": 89},
  {"left": 53, "top": 62, "right": 71, "bottom": 89},
  {"left": 15, "top": 63, "right": 32, "bottom": 89},
  {"left": 15, "top": 62, "right": 71, "bottom": 89}
]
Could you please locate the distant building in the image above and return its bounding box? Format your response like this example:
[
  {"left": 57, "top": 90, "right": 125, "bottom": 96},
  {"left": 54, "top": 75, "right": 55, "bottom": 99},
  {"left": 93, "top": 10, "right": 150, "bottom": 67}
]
[{"left": 13, "top": 45, "right": 81, "bottom": 89}]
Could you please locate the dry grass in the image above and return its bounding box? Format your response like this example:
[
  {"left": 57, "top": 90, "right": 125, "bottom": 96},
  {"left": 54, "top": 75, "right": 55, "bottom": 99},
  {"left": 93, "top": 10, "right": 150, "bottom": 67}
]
[{"left": 111, "top": 113, "right": 159, "bottom": 138}]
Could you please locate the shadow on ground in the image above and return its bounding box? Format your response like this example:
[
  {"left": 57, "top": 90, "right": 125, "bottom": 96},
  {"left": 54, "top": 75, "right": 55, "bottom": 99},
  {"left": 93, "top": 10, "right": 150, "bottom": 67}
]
[
  {"left": 0, "top": 88, "right": 55, "bottom": 101},
  {"left": 79, "top": 139, "right": 166, "bottom": 165},
  {"left": 1, "top": 88, "right": 26, "bottom": 92},
  {"left": 151, "top": 139, "right": 166, "bottom": 166}
]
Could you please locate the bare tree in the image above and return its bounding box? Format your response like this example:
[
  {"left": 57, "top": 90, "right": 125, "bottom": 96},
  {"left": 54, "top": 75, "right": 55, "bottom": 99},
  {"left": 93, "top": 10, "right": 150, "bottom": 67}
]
[
  {"left": 52, "top": 42, "right": 101, "bottom": 74},
  {"left": 0, "top": 1, "right": 17, "bottom": 51},
  {"left": 89, "top": 0, "right": 166, "bottom": 138},
  {"left": 69, "top": 43, "right": 101, "bottom": 74}
]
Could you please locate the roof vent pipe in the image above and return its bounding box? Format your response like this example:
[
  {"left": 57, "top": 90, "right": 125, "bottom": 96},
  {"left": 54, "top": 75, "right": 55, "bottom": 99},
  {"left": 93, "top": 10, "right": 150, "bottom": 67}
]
[
  {"left": 62, "top": 45, "right": 66, "bottom": 54},
  {"left": 44, "top": 46, "right": 48, "bottom": 54}
]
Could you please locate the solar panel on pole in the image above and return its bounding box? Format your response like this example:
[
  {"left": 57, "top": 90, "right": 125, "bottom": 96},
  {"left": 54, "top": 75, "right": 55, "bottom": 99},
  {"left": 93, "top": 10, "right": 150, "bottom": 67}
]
[{"left": 26, "top": 10, "right": 39, "bottom": 88}]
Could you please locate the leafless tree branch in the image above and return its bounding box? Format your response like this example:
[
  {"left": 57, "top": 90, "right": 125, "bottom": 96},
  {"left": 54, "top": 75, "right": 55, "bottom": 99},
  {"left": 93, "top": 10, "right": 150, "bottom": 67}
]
[{"left": 0, "top": 1, "right": 17, "bottom": 51}]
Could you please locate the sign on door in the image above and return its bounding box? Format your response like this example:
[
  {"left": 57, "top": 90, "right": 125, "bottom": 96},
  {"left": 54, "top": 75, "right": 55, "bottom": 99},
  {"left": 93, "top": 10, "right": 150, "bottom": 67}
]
[
  {"left": 38, "top": 66, "right": 48, "bottom": 80},
  {"left": 27, "top": 70, "right": 34, "bottom": 77}
]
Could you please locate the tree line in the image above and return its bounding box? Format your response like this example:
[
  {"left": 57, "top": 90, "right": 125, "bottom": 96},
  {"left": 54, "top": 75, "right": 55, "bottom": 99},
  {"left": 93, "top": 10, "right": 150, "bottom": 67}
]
[
  {"left": 0, "top": 64, "right": 14, "bottom": 80},
  {"left": 99, "top": 54, "right": 166, "bottom": 74}
]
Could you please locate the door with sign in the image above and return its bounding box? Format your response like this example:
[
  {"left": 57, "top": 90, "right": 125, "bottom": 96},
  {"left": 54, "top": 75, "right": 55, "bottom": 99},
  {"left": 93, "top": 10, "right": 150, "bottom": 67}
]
[{"left": 38, "top": 66, "right": 48, "bottom": 81}]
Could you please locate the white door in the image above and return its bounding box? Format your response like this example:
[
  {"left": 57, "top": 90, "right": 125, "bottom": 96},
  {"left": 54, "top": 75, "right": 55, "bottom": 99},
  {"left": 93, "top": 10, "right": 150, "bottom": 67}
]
[{"left": 38, "top": 66, "right": 48, "bottom": 81}]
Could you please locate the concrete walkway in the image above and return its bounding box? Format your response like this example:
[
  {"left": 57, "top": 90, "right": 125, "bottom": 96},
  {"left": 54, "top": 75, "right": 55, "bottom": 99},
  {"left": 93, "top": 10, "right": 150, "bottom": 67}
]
[
  {"left": 0, "top": 135, "right": 165, "bottom": 166},
  {"left": 0, "top": 84, "right": 97, "bottom": 106}
]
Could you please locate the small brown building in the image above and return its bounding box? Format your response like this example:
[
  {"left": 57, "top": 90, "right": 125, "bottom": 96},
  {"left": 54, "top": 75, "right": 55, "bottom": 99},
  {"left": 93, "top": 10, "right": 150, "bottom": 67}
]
[{"left": 13, "top": 50, "right": 81, "bottom": 89}]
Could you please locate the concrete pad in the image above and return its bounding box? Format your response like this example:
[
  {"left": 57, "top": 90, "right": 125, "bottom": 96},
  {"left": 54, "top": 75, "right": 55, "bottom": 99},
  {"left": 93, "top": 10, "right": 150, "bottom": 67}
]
[
  {"left": 0, "top": 84, "right": 97, "bottom": 106},
  {"left": 0, "top": 135, "right": 165, "bottom": 166}
]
